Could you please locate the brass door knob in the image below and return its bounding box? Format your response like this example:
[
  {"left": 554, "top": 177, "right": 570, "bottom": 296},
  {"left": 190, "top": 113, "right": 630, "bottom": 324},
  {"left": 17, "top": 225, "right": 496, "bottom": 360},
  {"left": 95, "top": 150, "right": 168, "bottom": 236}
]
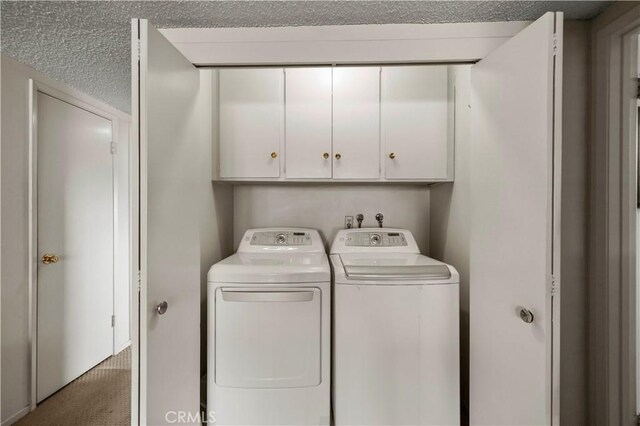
[
  {"left": 323, "top": 152, "right": 330, "bottom": 159},
  {"left": 335, "top": 153, "right": 342, "bottom": 160},
  {"left": 41, "top": 254, "right": 59, "bottom": 265},
  {"left": 270, "top": 152, "right": 278, "bottom": 159},
  {"left": 389, "top": 152, "right": 396, "bottom": 159}
]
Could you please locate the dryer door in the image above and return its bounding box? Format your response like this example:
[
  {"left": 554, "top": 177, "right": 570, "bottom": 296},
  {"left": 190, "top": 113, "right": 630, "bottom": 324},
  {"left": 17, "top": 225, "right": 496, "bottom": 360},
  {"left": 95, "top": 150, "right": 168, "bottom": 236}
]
[{"left": 215, "top": 287, "right": 321, "bottom": 388}]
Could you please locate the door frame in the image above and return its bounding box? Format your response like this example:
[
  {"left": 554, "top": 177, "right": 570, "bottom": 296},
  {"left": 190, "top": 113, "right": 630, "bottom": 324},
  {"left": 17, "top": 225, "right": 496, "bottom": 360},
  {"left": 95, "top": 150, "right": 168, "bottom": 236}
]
[
  {"left": 133, "top": 16, "right": 566, "bottom": 425},
  {"left": 27, "top": 79, "right": 122, "bottom": 410},
  {"left": 589, "top": 3, "right": 640, "bottom": 425}
]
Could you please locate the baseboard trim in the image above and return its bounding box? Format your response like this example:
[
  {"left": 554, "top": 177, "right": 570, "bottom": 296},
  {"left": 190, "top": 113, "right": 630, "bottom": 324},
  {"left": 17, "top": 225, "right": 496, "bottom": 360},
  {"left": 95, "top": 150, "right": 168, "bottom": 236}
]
[{"left": 2, "top": 405, "right": 30, "bottom": 426}]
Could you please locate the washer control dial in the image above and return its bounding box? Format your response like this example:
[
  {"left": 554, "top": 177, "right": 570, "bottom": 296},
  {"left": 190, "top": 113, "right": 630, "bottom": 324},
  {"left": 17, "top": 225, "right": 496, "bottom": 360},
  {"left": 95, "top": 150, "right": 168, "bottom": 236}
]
[
  {"left": 275, "top": 233, "right": 287, "bottom": 245},
  {"left": 370, "top": 233, "right": 382, "bottom": 245}
]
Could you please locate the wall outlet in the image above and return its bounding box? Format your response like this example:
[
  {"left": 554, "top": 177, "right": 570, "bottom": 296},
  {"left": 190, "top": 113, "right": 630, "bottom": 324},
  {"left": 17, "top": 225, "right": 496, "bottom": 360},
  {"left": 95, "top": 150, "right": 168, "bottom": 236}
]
[{"left": 345, "top": 216, "right": 354, "bottom": 229}]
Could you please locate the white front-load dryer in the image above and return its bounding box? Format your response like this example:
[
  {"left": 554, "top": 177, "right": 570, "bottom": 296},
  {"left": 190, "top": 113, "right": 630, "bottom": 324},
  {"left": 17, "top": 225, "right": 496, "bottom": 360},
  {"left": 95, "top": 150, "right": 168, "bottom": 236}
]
[
  {"left": 330, "top": 228, "right": 460, "bottom": 426},
  {"left": 208, "top": 228, "right": 330, "bottom": 426}
]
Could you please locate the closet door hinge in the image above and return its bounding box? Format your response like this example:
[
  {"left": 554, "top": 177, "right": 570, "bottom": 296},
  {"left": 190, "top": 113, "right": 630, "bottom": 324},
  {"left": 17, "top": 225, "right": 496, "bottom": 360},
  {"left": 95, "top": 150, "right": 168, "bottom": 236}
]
[
  {"left": 110, "top": 141, "right": 117, "bottom": 155},
  {"left": 111, "top": 315, "right": 115, "bottom": 327},
  {"left": 550, "top": 275, "right": 559, "bottom": 295},
  {"left": 137, "top": 270, "right": 142, "bottom": 292},
  {"left": 552, "top": 35, "right": 559, "bottom": 57},
  {"left": 136, "top": 39, "right": 141, "bottom": 61}
]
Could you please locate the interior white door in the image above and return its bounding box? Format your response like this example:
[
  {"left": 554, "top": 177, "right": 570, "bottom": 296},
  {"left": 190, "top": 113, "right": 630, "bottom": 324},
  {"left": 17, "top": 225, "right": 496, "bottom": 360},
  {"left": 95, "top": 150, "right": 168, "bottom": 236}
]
[
  {"left": 285, "top": 68, "right": 332, "bottom": 178},
  {"left": 381, "top": 66, "right": 451, "bottom": 180},
  {"left": 469, "top": 12, "right": 562, "bottom": 425},
  {"left": 332, "top": 67, "right": 380, "bottom": 179},
  {"left": 36, "top": 92, "right": 114, "bottom": 402},
  {"left": 219, "top": 68, "right": 283, "bottom": 178},
  {"left": 133, "top": 19, "right": 202, "bottom": 425}
]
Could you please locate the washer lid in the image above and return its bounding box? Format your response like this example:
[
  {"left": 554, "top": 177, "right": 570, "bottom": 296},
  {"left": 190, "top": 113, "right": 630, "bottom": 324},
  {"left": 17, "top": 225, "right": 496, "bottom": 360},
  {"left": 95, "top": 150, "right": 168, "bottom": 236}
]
[
  {"left": 337, "top": 253, "right": 453, "bottom": 281},
  {"left": 209, "top": 252, "right": 330, "bottom": 283}
]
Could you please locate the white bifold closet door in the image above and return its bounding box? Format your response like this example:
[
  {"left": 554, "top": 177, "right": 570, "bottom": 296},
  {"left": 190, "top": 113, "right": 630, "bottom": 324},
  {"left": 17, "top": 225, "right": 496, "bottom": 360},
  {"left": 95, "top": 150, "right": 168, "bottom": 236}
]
[
  {"left": 469, "top": 11, "right": 562, "bottom": 426},
  {"left": 132, "top": 19, "right": 203, "bottom": 425}
]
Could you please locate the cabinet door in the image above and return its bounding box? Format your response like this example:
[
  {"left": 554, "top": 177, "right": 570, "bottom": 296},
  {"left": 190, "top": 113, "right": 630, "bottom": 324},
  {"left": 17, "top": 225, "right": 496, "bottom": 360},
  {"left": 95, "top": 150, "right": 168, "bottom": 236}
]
[
  {"left": 285, "top": 68, "right": 332, "bottom": 178},
  {"left": 219, "top": 68, "right": 283, "bottom": 178},
  {"left": 333, "top": 67, "right": 380, "bottom": 179},
  {"left": 382, "top": 66, "right": 451, "bottom": 180}
]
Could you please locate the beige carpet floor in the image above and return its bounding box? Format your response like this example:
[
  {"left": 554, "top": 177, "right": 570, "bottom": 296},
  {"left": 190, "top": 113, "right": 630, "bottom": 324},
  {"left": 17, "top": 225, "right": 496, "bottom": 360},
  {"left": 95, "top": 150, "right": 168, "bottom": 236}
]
[{"left": 16, "top": 347, "right": 131, "bottom": 426}]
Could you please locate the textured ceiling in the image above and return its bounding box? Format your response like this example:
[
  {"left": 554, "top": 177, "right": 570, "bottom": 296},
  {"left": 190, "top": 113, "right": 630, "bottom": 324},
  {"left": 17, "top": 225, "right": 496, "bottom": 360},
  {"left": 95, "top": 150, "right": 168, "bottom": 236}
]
[{"left": 1, "top": 1, "right": 613, "bottom": 113}]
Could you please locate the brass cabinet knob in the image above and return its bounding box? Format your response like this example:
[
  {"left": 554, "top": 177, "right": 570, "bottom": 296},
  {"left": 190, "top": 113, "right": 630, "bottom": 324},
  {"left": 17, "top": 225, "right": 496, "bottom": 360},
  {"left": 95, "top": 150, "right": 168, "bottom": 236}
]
[
  {"left": 41, "top": 253, "right": 59, "bottom": 265},
  {"left": 323, "top": 152, "right": 330, "bottom": 159},
  {"left": 270, "top": 152, "right": 278, "bottom": 159},
  {"left": 335, "top": 153, "right": 342, "bottom": 160},
  {"left": 389, "top": 152, "right": 396, "bottom": 159}
]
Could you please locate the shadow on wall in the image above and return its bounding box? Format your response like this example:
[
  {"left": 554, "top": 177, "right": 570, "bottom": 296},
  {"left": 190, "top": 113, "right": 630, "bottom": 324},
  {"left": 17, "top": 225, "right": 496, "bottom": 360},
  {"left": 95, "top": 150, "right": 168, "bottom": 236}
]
[
  {"left": 199, "top": 182, "right": 235, "bottom": 375},
  {"left": 429, "top": 181, "right": 470, "bottom": 422}
]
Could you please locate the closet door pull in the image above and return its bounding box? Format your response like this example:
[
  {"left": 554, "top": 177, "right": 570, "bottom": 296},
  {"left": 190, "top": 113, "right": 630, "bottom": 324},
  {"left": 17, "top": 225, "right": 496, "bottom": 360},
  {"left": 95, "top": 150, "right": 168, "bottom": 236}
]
[
  {"left": 519, "top": 308, "right": 534, "bottom": 324},
  {"left": 156, "top": 301, "right": 168, "bottom": 315}
]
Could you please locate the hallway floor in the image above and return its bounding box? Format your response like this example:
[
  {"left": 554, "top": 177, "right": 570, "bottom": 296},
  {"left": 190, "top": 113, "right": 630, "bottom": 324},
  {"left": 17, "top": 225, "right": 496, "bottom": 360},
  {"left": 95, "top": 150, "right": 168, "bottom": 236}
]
[{"left": 15, "top": 347, "right": 131, "bottom": 426}]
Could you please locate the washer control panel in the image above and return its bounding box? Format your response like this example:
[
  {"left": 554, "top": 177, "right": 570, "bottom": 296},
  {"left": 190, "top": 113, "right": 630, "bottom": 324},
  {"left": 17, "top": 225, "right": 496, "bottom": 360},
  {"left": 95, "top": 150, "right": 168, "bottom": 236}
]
[
  {"left": 345, "top": 231, "right": 408, "bottom": 247},
  {"left": 250, "top": 231, "right": 312, "bottom": 246}
]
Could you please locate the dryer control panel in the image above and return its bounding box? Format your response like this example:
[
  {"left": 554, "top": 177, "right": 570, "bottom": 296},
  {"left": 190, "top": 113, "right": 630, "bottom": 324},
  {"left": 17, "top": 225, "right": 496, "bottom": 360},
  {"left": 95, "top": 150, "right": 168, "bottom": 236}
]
[{"left": 250, "top": 231, "right": 312, "bottom": 246}]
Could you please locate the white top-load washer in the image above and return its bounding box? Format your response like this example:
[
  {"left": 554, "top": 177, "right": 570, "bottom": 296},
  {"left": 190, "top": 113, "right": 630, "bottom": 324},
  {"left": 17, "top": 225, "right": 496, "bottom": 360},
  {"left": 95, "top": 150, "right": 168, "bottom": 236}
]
[
  {"left": 208, "top": 228, "right": 330, "bottom": 426},
  {"left": 330, "top": 228, "right": 460, "bottom": 426}
]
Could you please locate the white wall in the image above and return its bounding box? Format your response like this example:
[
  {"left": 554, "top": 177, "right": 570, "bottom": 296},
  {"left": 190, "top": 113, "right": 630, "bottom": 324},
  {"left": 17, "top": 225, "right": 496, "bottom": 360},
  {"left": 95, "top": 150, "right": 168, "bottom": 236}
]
[
  {"left": 233, "top": 184, "right": 430, "bottom": 252},
  {"left": 199, "top": 70, "right": 235, "bottom": 375},
  {"left": 1, "top": 55, "right": 131, "bottom": 424},
  {"left": 429, "top": 64, "right": 472, "bottom": 411}
]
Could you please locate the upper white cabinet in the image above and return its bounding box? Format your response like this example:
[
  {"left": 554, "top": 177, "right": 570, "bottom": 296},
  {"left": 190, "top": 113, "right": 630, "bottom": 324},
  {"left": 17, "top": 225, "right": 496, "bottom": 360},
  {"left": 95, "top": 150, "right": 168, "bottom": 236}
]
[
  {"left": 332, "top": 67, "right": 381, "bottom": 179},
  {"left": 219, "top": 68, "right": 284, "bottom": 178},
  {"left": 381, "top": 66, "right": 452, "bottom": 180},
  {"left": 285, "top": 68, "right": 333, "bottom": 179},
  {"left": 215, "top": 65, "right": 453, "bottom": 182}
]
